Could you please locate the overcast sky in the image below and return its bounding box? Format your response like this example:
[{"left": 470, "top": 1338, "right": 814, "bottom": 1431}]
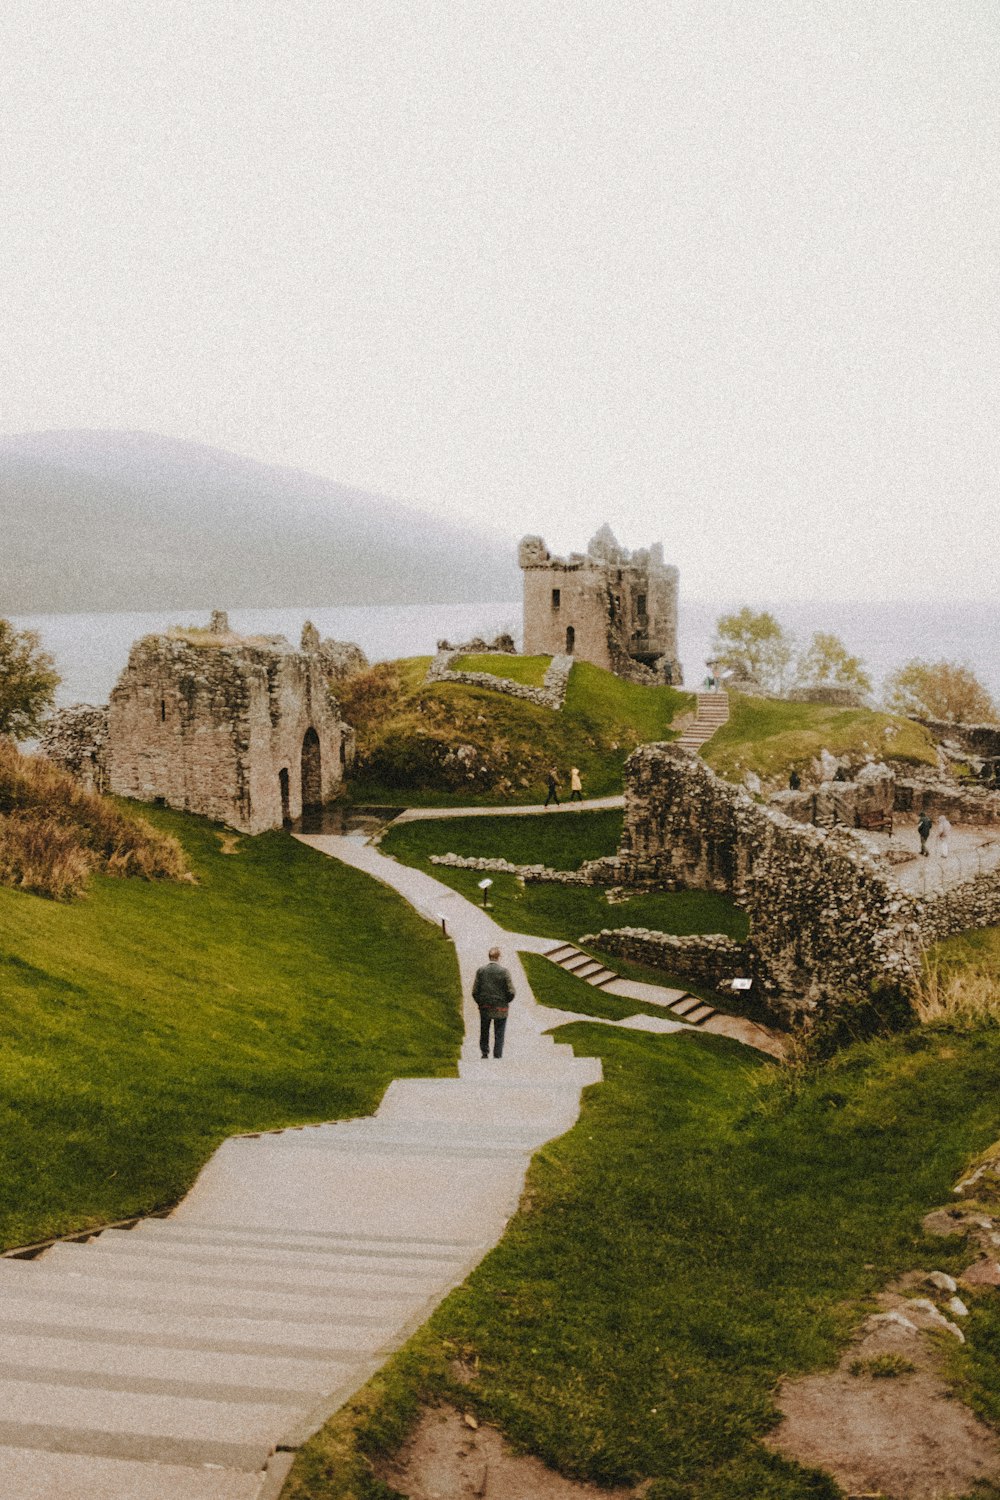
[{"left": 2, "top": 2, "right": 996, "bottom": 602}]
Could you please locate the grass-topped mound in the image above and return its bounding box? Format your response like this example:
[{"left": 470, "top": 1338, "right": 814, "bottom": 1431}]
[
  {"left": 454, "top": 652, "right": 550, "bottom": 686},
  {"left": 0, "top": 741, "right": 187, "bottom": 899},
  {"left": 0, "top": 805, "right": 461, "bottom": 1249},
  {"left": 701, "top": 692, "right": 939, "bottom": 785},
  {"left": 339, "top": 657, "right": 692, "bottom": 804}
]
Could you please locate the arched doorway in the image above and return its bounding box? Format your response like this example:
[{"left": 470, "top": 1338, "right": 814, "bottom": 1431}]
[
  {"left": 565, "top": 625, "right": 575, "bottom": 654},
  {"left": 301, "top": 728, "right": 322, "bottom": 810},
  {"left": 279, "top": 767, "right": 290, "bottom": 824}
]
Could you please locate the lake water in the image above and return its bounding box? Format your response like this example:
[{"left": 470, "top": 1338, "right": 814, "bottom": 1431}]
[{"left": 12, "top": 598, "right": 1000, "bottom": 708}]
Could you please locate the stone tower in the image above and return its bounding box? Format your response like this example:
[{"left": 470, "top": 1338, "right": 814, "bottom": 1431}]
[
  {"left": 518, "top": 525, "right": 682, "bottom": 684},
  {"left": 105, "top": 614, "right": 354, "bottom": 834}
]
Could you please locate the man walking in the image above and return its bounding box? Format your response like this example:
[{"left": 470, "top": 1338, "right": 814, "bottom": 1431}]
[
  {"left": 472, "top": 947, "right": 515, "bottom": 1059},
  {"left": 544, "top": 768, "right": 560, "bottom": 807},
  {"left": 918, "top": 811, "right": 932, "bottom": 856}
]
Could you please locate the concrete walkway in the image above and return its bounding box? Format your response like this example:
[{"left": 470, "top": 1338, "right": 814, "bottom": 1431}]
[
  {"left": 0, "top": 855, "right": 601, "bottom": 1499},
  {"left": 388, "top": 794, "right": 624, "bottom": 824}
]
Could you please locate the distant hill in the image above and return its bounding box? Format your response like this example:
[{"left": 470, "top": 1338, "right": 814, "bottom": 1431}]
[{"left": 0, "top": 430, "right": 519, "bottom": 612}]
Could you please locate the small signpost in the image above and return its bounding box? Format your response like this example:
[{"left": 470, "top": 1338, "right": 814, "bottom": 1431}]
[{"left": 478, "top": 877, "right": 493, "bottom": 909}]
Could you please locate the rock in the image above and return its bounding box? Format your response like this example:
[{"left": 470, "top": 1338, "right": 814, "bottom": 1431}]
[
  {"left": 903, "top": 1297, "right": 966, "bottom": 1342},
  {"left": 926, "top": 1270, "right": 958, "bottom": 1294},
  {"left": 960, "top": 1260, "right": 1000, "bottom": 1287},
  {"left": 947, "top": 1296, "right": 970, "bottom": 1317},
  {"left": 864, "top": 1311, "right": 919, "bottom": 1336}
]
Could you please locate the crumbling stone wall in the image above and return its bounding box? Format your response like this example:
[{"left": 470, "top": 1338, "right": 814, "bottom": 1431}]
[
  {"left": 578, "top": 927, "right": 748, "bottom": 989},
  {"left": 770, "top": 763, "right": 895, "bottom": 831},
  {"left": 519, "top": 525, "right": 682, "bottom": 684},
  {"left": 39, "top": 704, "right": 110, "bottom": 794},
  {"left": 103, "top": 614, "right": 353, "bottom": 834},
  {"left": 894, "top": 778, "right": 1000, "bottom": 828},
  {"left": 426, "top": 650, "right": 573, "bottom": 710}
]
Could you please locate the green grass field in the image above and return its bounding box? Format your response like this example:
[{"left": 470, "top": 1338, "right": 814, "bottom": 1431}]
[
  {"left": 288, "top": 1020, "right": 1000, "bottom": 1500},
  {"left": 340, "top": 657, "right": 692, "bottom": 805},
  {"left": 0, "top": 808, "right": 462, "bottom": 1249},
  {"left": 454, "top": 652, "right": 551, "bottom": 686},
  {"left": 702, "top": 692, "right": 939, "bottom": 784},
  {"left": 380, "top": 811, "right": 748, "bottom": 943}
]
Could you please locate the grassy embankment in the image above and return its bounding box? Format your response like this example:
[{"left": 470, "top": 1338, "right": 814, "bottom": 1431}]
[
  {"left": 338, "top": 657, "right": 692, "bottom": 805},
  {"left": 0, "top": 806, "right": 461, "bottom": 1250},
  {"left": 379, "top": 809, "right": 747, "bottom": 945},
  {"left": 702, "top": 692, "right": 939, "bottom": 786},
  {"left": 287, "top": 1011, "right": 1000, "bottom": 1500}
]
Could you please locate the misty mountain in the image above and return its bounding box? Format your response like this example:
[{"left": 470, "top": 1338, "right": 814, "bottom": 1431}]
[{"left": 0, "top": 430, "right": 519, "bottom": 613}]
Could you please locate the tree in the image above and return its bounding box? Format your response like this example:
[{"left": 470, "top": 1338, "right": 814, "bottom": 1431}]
[
  {"left": 710, "top": 608, "right": 794, "bottom": 694},
  {"left": 794, "top": 632, "right": 872, "bottom": 697},
  {"left": 883, "top": 659, "right": 998, "bottom": 725},
  {"left": 0, "top": 619, "right": 60, "bottom": 739}
]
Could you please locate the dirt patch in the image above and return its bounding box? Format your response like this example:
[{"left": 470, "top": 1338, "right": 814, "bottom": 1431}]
[
  {"left": 215, "top": 831, "right": 242, "bottom": 855},
  {"left": 378, "top": 1404, "right": 642, "bottom": 1500},
  {"left": 768, "top": 1294, "right": 1000, "bottom": 1499}
]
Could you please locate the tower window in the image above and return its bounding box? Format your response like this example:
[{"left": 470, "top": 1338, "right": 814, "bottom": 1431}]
[
  {"left": 637, "top": 594, "right": 647, "bottom": 615},
  {"left": 160, "top": 699, "right": 166, "bottom": 722},
  {"left": 552, "top": 588, "right": 561, "bottom": 610}
]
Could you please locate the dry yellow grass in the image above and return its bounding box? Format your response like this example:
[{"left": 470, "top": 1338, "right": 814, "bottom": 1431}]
[{"left": 913, "top": 958, "right": 1000, "bottom": 1028}]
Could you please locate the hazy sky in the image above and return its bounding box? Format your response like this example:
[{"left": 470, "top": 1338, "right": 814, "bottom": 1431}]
[{"left": 2, "top": 2, "right": 996, "bottom": 601}]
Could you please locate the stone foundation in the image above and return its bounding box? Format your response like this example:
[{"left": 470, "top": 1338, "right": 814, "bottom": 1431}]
[
  {"left": 578, "top": 927, "right": 748, "bottom": 989},
  {"left": 426, "top": 651, "right": 573, "bottom": 710}
]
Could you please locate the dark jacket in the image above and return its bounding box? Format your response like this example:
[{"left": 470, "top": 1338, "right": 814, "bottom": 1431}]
[{"left": 472, "top": 962, "right": 515, "bottom": 1015}]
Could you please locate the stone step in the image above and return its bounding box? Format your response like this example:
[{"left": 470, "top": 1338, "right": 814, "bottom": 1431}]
[
  {"left": 543, "top": 943, "right": 579, "bottom": 961},
  {"left": 0, "top": 1293, "right": 395, "bottom": 1359},
  {"left": 42, "top": 1238, "right": 450, "bottom": 1298},
  {"left": 0, "top": 1376, "right": 297, "bottom": 1458},
  {"left": 0, "top": 1355, "right": 315, "bottom": 1410},
  {"left": 378, "top": 1078, "right": 586, "bottom": 1128},
  {"left": 557, "top": 953, "right": 594, "bottom": 972},
  {"left": 566, "top": 960, "right": 604, "bottom": 979},
  {"left": 0, "top": 1261, "right": 411, "bottom": 1327},
  {"left": 667, "top": 995, "right": 703, "bottom": 1017},
  {"left": 0, "top": 1445, "right": 273, "bottom": 1500},
  {"left": 131, "top": 1219, "right": 477, "bottom": 1260},
  {"left": 317, "top": 1119, "right": 552, "bottom": 1153},
  {"left": 685, "top": 1004, "right": 717, "bottom": 1024},
  {"left": 585, "top": 968, "right": 618, "bottom": 986},
  {"left": 87, "top": 1228, "right": 465, "bottom": 1282},
  {"left": 0, "top": 1329, "right": 351, "bottom": 1400},
  {"left": 0, "top": 1418, "right": 271, "bottom": 1477}
]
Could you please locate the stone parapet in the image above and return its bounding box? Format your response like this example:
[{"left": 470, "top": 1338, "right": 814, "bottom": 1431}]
[{"left": 578, "top": 926, "right": 748, "bottom": 989}]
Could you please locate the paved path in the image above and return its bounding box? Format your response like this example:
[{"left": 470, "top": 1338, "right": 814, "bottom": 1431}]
[
  {"left": 388, "top": 794, "right": 624, "bottom": 824},
  {"left": 0, "top": 852, "right": 602, "bottom": 1500}
]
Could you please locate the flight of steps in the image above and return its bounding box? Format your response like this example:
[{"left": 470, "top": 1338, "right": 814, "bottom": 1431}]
[
  {"left": 543, "top": 943, "right": 719, "bottom": 1027},
  {"left": 674, "top": 691, "right": 730, "bottom": 752},
  {"left": 0, "top": 1052, "right": 600, "bottom": 1499}
]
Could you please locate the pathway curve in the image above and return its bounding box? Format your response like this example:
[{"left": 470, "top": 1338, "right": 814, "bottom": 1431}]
[
  {"left": 388, "top": 793, "right": 624, "bottom": 824},
  {"left": 0, "top": 853, "right": 601, "bottom": 1500}
]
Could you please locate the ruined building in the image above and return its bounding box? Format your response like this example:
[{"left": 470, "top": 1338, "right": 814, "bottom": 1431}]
[
  {"left": 518, "top": 524, "right": 682, "bottom": 683},
  {"left": 45, "top": 613, "right": 355, "bottom": 835}
]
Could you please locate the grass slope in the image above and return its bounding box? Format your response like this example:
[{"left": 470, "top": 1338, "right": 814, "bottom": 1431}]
[
  {"left": 340, "top": 658, "right": 692, "bottom": 805},
  {"left": 288, "top": 1022, "right": 1000, "bottom": 1500},
  {"left": 380, "top": 810, "right": 748, "bottom": 943},
  {"left": 702, "top": 693, "right": 939, "bottom": 784},
  {"left": 0, "top": 808, "right": 461, "bottom": 1249}
]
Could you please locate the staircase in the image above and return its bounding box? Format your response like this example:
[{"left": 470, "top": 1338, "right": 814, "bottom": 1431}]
[
  {"left": 675, "top": 691, "right": 730, "bottom": 752},
  {"left": 543, "top": 944, "right": 719, "bottom": 1027}
]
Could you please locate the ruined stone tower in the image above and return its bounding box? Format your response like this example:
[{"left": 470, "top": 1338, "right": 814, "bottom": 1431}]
[
  {"left": 518, "top": 525, "right": 682, "bottom": 684},
  {"left": 105, "top": 613, "right": 354, "bottom": 834}
]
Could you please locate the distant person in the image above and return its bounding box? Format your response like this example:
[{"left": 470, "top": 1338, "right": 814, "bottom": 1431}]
[
  {"left": 833, "top": 765, "right": 849, "bottom": 783},
  {"left": 569, "top": 766, "right": 583, "bottom": 801},
  {"left": 544, "top": 768, "right": 560, "bottom": 807},
  {"left": 472, "top": 947, "right": 515, "bottom": 1059},
  {"left": 917, "top": 812, "right": 932, "bottom": 856},
  {"left": 937, "top": 814, "right": 952, "bottom": 859},
  {"left": 788, "top": 769, "right": 801, "bottom": 791}
]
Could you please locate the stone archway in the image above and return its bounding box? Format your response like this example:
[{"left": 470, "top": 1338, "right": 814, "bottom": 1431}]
[
  {"left": 279, "top": 767, "right": 290, "bottom": 824},
  {"left": 301, "top": 728, "right": 322, "bottom": 810}
]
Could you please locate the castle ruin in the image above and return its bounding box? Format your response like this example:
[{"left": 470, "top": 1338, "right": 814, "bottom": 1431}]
[
  {"left": 518, "top": 524, "right": 682, "bottom": 684},
  {"left": 45, "top": 613, "right": 357, "bottom": 835}
]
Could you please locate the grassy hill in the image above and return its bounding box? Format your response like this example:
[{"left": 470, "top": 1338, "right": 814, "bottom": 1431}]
[
  {"left": 701, "top": 692, "right": 939, "bottom": 785},
  {"left": 0, "top": 807, "right": 461, "bottom": 1249},
  {"left": 339, "top": 657, "right": 692, "bottom": 804}
]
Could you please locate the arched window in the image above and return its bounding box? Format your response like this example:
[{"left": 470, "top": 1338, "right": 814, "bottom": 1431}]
[
  {"left": 301, "top": 728, "right": 322, "bottom": 809},
  {"left": 566, "top": 625, "right": 575, "bottom": 654}
]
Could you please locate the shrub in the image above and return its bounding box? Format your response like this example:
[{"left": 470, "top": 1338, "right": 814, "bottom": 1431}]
[{"left": 0, "top": 740, "right": 188, "bottom": 898}]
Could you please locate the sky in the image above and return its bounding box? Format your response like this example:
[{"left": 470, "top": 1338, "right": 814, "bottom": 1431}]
[{"left": 1, "top": 1, "right": 996, "bottom": 602}]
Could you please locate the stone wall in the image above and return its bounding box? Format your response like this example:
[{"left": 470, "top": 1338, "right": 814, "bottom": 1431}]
[
  {"left": 577, "top": 926, "right": 748, "bottom": 988},
  {"left": 426, "top": 650, "right": 573, "bottom": 710},
  {"left": 769, "top": 763, "right": 895, "bottom": 831},
  {"left": 428, "top": 852, "right": 592, "bottom": 884},
  {"left": 39, "top": 704, "right": 110, "bottom": 794},
  {"left": 894, "top": 778, "right": 1000, "bottom": 827},
  {"left": 102, "top": 616, "right": 353, "bottom": 834}
]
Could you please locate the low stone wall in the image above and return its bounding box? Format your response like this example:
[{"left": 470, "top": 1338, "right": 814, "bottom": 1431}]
[
  {"left": 39, "top": 704, "right": 110, "bottom": 794},
  {"left": 428, "top": 852, "right": 591, "bottom": 885},
  {"left": 914, "top": 718, "right": 1000, "bottom": 761},
  {"left": 426, "top": 651, "right": 573, "bottom": 710},
  {"left": 921, "top": 872, "right": 1000, "bottom": 944},
  {"left": 578, "top": 926, "right": 748, "bottom": 988},
  {"left": 786, "top": 685, "right": 865, "bottom": 707},
  {"left": 895, "top": 778, "right": 1000, "bottom": 827}
]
